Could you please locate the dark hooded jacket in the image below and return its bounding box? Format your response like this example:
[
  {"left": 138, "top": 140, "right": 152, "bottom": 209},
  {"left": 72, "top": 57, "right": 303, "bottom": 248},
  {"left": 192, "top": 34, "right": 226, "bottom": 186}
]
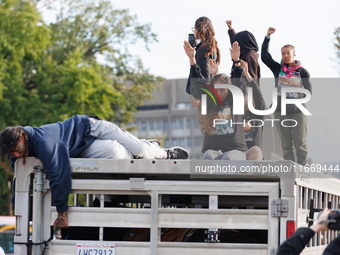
[
  {"left": 228, "top": 29, "right": 261, "bottom": 85},
  {"left": 10, "top": 115, "right": 95, "bottom": 212},
  {"left": 228, "top": 29, "right": 263, "bottom": 150}
]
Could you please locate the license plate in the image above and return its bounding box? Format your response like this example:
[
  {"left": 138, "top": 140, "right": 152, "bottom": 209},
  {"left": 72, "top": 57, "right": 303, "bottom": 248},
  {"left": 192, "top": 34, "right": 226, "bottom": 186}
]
[{"left": 76, "top": 241, "right": 115, "bottom": 255}]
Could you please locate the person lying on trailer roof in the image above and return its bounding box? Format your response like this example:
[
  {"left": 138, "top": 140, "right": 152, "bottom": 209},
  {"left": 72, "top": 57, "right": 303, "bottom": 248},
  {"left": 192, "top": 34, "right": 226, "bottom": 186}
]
[{"left": 0, "top": 115, "right": 189, "bottom": 229}]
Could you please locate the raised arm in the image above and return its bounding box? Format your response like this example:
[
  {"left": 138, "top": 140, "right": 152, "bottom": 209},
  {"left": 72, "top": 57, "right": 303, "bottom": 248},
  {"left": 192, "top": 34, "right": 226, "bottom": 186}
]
[
  {"left": 183, "top": 40, "right": 197, "bottom": 66},
  {"left": 278, "top": 208, "right": 330, "bottom": 255},
  {"left": 230, "top": 41, "right": 242, "bottom": 79},
  {"left": 229, "top": 41, "right": 247, "bottom": 94},
  {"left": 226, "top": 20, "right": 236, "bottom": 45},
  {"left": 261, "top": 27, "right": 280, "bottom": 73},
  {"left": 241, "top": 60, "right": 266, "bottom": 116},
  {"left": 207, "top": 59, "right": 218, "bottom": 78},
  {"left": 243, "top": 53, "right": 259, "bottom": 81}
]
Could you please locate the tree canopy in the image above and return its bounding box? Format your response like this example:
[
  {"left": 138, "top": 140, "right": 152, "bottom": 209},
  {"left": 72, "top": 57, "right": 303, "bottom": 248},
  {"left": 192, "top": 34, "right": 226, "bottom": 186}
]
[{"left": 0, "top": 0, "right": 163, "bottom": 215}]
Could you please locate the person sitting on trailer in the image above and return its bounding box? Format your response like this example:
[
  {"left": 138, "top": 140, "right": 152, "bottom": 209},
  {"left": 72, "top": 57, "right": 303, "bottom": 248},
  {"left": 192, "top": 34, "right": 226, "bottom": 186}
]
[
  {"left": 184, "top": 40, "right": 263, "bottom": 160},
  {"left": 0, "top": 115, "right": 189, "bottom": 229}
]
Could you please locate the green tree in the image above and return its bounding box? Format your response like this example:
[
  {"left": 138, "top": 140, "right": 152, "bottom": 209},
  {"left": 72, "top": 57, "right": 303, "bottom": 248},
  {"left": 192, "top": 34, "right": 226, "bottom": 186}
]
[
  {"left": 0, "top": 0, "right": 163, "bottom": 215},
  {"left": 335, "top": 27, "right": 340, "bottom": 69}
]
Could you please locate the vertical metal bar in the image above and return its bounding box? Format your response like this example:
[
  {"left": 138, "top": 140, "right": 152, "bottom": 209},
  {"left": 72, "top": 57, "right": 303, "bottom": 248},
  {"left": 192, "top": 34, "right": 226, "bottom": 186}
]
[
  {"left": 325, "top": 193, "right": 329, "bottom": 244},
  {"left": 100, "top": 194, "right": 104, "bottom": 207},
  {"left": 332, "top": 195, "right": 335, "bottom": 240},
  {"left": 319, "top": 192, "right": 323, "bottom": 211},
  {"left": 150, "top": 190, "right": 159, "bottom": 255},
  {"left": 86, "top": 194, "right": 90, "bottom": 207},
  {"left": 308, "top": 189, "right": 313, "bottom": 247},
  {"left": 158, "top": 194, "right": 162, "bottom": 242},
  {"left": 329, "top": 195, "right": 332, "bottom": 242},
  {"left": 73, "top": 193, "right": 78, "bottom": 207},
  {"left": 319, "top": 192, "right": 323, "bottom": 245},
  {"left": 336, "top": 196, "right": 339, "bottom": 237},
  {"left": 32, "top": 167, "right": 44, "bottom": 255},
  {"left": 314, "top": 190, "right": 320, "bottom": 246},
  {"left": 209, "top": 195, "right": 218, "bottom": 232},
  {"left": 14, "top": 161, "right": 34, "bottom": 255},
  {"left": 43, "top": 188, "right": 52, "bottom": 252},
  {"left": 99, "top": 194, "right": 104, "bottom": 241},
  {"left": 304, "top": 188, "right": 308, "bottom": 209},
  {"left": 299, "top": 186, "right": 303, "bottom": 209},
  {"left": 269, "top": 183, "right": 280, "bottom": 253}
]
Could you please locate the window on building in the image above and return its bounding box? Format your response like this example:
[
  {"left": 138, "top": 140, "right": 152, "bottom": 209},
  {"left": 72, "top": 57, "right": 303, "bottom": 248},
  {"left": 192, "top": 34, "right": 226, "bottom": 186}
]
[
  {"left": 187, "top": 138, "right": 191, "bottom": 147},
  {"left": 149, "top": 122, "right": 154, "bottom": 131},
  {"left": 179, "top": 119, "right": 184, "bottom": 129},
  {"left": 186, "top": 119, "right": 191, "bottom": 129},
  {"left": 164, "top": 121, "right": 169, "bottom": 131},
  {"left": 157, "top": 121, "right": 162, "bottom": 130},
  {"left": 180, "top": 138, "right": 185, "bottom": 147},
  {"left": 172, "top": 120, "right": 177, "bottom": 130},
  {"left": 176, "top": 102, "right": 191, "bottom": 109},
  {"left": 165, "top": 139, "right": 169, "bottom": 148},
  {"left": 195, "top": 137, "right": 201, "bottom": 146},
  {"left": 194, "top": 119, "right": 199, "bottom": 129},
  {"left": 172, "top": 138, "right": 178, "bottom": 146},
  {"left": 141, "top": 122, "right": 147, "bottom": 131}
]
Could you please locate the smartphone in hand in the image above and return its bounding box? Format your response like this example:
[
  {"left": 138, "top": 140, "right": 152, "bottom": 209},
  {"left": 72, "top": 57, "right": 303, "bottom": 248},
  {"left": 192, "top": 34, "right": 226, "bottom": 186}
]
[{"left": 188, "top": 33, "right": 196, "bottom": 48}]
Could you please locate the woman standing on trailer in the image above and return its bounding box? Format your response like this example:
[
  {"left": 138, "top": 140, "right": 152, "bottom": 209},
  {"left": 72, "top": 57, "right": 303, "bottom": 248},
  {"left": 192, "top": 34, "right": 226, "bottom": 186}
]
[
  {"left": 261, "top": 27, "right": 312, "bottom": 165},
  {"left": 183, "top": 16, "right": 220, "bottom": 135}
]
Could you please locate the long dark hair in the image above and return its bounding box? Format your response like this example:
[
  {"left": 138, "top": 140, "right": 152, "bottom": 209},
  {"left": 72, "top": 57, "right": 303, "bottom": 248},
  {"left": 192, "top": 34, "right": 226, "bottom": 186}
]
[
  {"left": 195, "top": 17, "right": 221, "bottom": 64},
  {"left": 0, "top": 127, "right": 28, "bottom": 173},
  {"left": 198, "top": 74, "right": 254, "bottom": 135},
  {"left": 198, "top": 74, "right": 232, "bottom": 135}
]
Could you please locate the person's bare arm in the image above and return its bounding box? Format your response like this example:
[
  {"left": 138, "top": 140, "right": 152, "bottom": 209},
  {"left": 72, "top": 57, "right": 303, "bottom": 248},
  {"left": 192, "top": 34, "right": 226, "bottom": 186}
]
[
  {"left": 183, "top": 40, "right": 196, "bottom": 66},
  {"left": 229, "top": 41, "right": 241, "bottom": 67},
  {"left": 266, "top": 27, "right": 276, "bottom": 38},
  {"left": 207, "top": 59, "right": 218, "bottom": 77},
  {"left": 53, "top": 211, "right": 68, "bottom": 228},
  {"left": 310, "top": 208, "right": 330, "bottom": 233}
]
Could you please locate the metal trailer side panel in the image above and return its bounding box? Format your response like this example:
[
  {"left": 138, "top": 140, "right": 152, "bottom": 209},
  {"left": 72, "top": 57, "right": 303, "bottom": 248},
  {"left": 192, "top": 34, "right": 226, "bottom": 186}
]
[{"left": 49, "top": 241, "right": 268, "bottom": 255}]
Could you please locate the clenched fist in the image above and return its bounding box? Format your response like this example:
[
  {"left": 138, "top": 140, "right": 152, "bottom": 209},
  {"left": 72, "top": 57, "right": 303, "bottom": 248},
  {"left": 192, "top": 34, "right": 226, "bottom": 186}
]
[
  {"left": 225, "top": 20, "right": 232, "bottom": 30},
  {"left": 267, "top": 27, "right": 276, "bottom": 38}
]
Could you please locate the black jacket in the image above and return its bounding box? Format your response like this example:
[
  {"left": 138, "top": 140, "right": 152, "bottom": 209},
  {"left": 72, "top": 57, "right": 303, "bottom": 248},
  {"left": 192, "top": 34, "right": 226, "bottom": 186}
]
[
  {"left": 186, "top": 42, "right": 217, "bottom": 98},
  {"left": 228, "top": 29, "right": 261, "bottom": 86},
  {"left": 278, "top": 228, "right": 340, "bottom": 255},
  {"left": 261, "top": 36, "right": 312, "bottom": 114}
]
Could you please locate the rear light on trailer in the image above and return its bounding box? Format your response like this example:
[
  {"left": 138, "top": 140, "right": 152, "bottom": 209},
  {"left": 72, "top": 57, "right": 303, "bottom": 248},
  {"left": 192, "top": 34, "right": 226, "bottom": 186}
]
[{"left": 286, "top": 220, "right": 295, "bottom": 239}]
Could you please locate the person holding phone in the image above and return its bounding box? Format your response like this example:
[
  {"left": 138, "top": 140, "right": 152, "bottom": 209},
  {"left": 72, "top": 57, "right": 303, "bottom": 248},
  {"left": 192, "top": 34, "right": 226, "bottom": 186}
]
[
  {"left": 278, "top": 208, "right": 340, "bottom": 254},
  {"left": 196, "top": 44, "right": 263, "bottom": 160},
  {"left": 183, "top": 16, "right": 220, "bottom": 135}
]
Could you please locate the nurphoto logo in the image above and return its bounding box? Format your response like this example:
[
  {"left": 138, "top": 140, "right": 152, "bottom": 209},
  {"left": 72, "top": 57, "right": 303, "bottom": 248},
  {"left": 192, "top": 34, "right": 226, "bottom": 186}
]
[{"left": 199, "top": 83, "right": 312, "bottom": 128}]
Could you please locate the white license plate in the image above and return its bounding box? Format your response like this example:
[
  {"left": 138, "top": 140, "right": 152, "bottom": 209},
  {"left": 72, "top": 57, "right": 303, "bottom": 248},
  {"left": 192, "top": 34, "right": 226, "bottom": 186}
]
[{"left": 76, "top": 241, "right": 115, "bottom": 255}]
